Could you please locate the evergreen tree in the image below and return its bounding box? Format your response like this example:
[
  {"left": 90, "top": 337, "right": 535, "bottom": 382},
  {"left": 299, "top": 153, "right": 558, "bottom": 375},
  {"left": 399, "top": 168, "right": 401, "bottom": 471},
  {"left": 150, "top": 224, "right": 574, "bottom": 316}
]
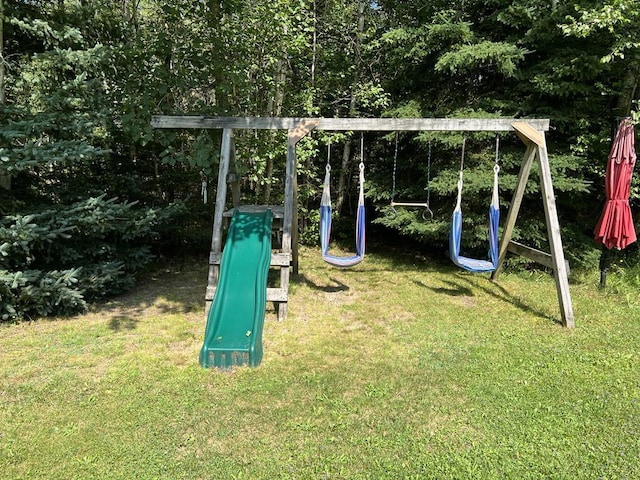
[{"left": 0, "top": 1, "right": 186, "bottom": 321}]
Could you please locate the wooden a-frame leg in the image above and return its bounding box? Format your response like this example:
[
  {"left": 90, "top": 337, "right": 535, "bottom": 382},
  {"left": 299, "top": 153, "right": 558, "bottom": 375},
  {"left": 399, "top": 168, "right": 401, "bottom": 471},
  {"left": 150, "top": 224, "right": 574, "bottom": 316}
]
[
  {"left": 279, "top": 120, "right": 318, "bottom": 321},
  {"left": 205, "top": 128, "right": 232, "bottom": 320},
  {"left": 536, "top": 141, "right": 575, "bottom": 328},
  {"left": 492, "top": 142, "right": 537, "bottom": 280},
  {"left": 495, "top": 122, "right": 575, "bottom": 327}
]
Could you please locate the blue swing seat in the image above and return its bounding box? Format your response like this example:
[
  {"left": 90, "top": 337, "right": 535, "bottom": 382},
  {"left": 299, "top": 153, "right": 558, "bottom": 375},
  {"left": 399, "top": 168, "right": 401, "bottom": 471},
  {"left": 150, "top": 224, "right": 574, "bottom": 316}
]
[
  {"left": 319, "top": 162, "right": 366, "bottom": 268},
  {"left": 449, "top": 163, "right": 500, "bottom": 273}
]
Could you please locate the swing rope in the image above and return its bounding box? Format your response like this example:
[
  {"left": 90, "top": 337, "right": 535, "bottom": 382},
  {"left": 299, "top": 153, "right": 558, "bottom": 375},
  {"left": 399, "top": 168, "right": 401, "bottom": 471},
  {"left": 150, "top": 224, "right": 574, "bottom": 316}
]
[
  {"left": 389, "top": 133, "right": 433, "bottom": 220},
  {"left": 449, "top": 135, "right": 501, "bottom": 273},
  {"left": 320, "top": 134, "right": 366, "bottom": 268}
]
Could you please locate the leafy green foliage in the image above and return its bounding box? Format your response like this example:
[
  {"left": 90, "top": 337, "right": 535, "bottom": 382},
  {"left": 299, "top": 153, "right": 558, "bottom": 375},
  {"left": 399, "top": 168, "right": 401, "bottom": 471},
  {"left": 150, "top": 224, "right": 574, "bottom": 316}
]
[
  {"left": 0, "top": 1, "right": 206, "bottom": 321},
  {"left": 560, "top": 0, "right": 640, "bottom": 62},
  {"left": 0, "top": 195, "right": 186, "bottom": 321},
  {"left": 1, "top": 0, "right": 638, "bottom": 321},
  {"left": 0, "top": 268, "right": 85, "bottom": 321},
  {"left": 435, "top": 41, "right": 527, "bottom": 77}
]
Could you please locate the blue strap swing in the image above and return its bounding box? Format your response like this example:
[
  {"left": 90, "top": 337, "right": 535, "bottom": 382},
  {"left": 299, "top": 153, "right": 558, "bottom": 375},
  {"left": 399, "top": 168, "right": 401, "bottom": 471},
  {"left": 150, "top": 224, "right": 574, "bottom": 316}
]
[
  {"left": 449, "top": 136, "right": 501, "bottom": 273},
  {"left": 320, "top": 135, "right": 366, "bottom": 268}
]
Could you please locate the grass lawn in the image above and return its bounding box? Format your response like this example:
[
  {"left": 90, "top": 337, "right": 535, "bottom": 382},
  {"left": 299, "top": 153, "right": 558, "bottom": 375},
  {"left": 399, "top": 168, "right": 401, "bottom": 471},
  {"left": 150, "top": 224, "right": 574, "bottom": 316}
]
[{"left": 1, "top": 245, "right": 639, "bottom": 479}]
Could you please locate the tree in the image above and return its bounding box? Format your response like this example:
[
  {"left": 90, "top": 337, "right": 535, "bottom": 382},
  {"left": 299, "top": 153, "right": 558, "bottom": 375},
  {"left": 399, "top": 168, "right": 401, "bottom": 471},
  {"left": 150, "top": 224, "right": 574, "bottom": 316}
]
[
  {"left": 0, "top": 0, "right": 10, "bottom": 191},
  {"left": 0, "top": 1, "right": 186, "bottom": 321},
  {"left": 560, "top": 0, "right": 640, "bottom": 117},
  {"left": 360, "top": 1, "right": 613, "bottom": 267},
  {"left": 3, "top": 0, "right": 637, "bottom": 323}
]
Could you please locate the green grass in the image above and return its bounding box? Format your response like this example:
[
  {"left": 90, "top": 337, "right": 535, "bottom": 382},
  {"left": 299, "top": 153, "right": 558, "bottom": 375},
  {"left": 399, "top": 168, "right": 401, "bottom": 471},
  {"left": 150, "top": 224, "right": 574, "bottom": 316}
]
[{"left": 1, "top": 246, "right": 640, "bottom": 479}]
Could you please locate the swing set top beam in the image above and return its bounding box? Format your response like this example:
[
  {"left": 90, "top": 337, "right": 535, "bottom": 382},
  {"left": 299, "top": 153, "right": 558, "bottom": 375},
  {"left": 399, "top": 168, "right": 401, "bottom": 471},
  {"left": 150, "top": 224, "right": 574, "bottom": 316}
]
[{"left": 151, "top": 116, "right": 550, "bottom": 132}]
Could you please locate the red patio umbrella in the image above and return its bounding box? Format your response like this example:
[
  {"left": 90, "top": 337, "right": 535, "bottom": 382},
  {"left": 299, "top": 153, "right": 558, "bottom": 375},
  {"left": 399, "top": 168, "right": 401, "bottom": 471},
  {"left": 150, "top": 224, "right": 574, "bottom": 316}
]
[{"left": 594, "top": 118, "right": 637, "bottom": 250}]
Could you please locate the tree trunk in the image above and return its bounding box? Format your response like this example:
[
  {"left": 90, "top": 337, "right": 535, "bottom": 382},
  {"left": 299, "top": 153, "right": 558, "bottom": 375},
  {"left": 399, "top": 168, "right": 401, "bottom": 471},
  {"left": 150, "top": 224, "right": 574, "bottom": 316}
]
[
  {"left": 335, "top": 1, "right": 365, "bottom": 214},
  {"left": 122, "top": 0, "right": 141, "bottom": 31},
  {"left": 336, "top": 138, "right": 353, "bottom": 214},
  {"left": 0, "top": 0, "right": 4, "bottom": 107},
  {"left": 615, "top": 56, "right": 639, "bottom": 117},
  {"left": 0, "top": 0, "right": 10, "bottom": 191},
  {"left": 264, "top": 39, "right": 287, "bottom": 204},
  {"left": 311, "top": 0, "right": 317, "bottom": 94},
  {"left": 298, "top": 0, "right": 318, "bottom": 234}
]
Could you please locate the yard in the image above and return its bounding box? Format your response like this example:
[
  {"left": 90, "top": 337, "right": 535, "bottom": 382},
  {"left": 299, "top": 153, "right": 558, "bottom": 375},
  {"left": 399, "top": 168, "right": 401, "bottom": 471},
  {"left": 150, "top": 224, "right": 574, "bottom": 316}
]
[{"left": 1, "top": 246, "right": 639, "bottom": 479}]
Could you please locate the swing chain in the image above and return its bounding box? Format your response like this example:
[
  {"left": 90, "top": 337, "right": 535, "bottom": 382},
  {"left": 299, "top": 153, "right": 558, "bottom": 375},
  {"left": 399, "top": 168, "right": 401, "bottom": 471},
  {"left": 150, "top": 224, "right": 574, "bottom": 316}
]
[
  {"left": 390, "top": 132, "right": 399, "bottom": 217},
  {"left": 389, "top": 133, "right": 433, "bottom": 220},
  {"left": 423, "top": 140, "right": 433, "bottom": 220},
  {"left": 325, "top": 137, "right": 364, "bottom": 184}
]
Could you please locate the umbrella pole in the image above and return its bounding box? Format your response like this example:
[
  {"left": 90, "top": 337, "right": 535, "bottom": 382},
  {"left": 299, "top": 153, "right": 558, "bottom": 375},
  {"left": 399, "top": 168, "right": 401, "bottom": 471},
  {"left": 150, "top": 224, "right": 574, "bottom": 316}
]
[{"left": 599, "top": 246, "right": 612, "bottom": 287}]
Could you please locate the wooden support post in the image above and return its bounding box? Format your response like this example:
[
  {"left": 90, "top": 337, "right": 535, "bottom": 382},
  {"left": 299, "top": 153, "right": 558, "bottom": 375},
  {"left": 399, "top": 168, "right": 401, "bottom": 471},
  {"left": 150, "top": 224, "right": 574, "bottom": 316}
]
[
  {"left": 229, "top": 135, "right": 241, "bottom": 208},
  {"left": 496, "top": 122, "right": 574, "bottom": 328},
  {"left": 535, "top": 139, "right": 575, "bottom": 328},
  {"left": 492, "top": 142, "right": 537, "bottom": 279},
  {"left": 279, "top": 133, "right": 294, "bottom": 321},
  {"left": 282, "top": 120, "right": 318, "bottom": 274},
  {"left": 507, "top": 241, "right": 570, "bottom": 275},
  {"left": 279, "top": 120, "right": 318, "bottom": 321},
  {"left": 205, "top": 128, "right": 233, "bottom": 319}
]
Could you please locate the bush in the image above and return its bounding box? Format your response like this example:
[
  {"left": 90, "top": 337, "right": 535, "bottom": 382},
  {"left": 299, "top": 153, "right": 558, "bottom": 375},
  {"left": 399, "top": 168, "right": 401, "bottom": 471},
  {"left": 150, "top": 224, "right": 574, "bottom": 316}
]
[{"left": 0, "top": 195, "right": 186, "bottom": 321}]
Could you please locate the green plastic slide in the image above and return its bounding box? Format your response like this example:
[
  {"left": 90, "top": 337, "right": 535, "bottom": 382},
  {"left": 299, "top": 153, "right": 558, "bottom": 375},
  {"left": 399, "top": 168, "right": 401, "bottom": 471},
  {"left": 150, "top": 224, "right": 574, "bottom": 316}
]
[{"left": 199, "top": 209, "right": 273, "bottom": 369}]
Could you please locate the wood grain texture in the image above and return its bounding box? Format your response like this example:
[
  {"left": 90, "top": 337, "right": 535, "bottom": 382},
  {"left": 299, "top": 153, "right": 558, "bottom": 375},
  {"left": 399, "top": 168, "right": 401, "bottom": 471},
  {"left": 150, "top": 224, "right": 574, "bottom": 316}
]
[{"left": 152, "top": 115, "right": 550, "bottom": 132}]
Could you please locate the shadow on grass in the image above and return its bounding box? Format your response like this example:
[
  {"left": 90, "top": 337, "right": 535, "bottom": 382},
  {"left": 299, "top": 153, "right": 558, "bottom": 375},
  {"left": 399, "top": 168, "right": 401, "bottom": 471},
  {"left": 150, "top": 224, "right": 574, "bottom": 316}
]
[
  {"left": 108, "top": 315, "right": 139, "bottom": 331},
  {"left": 90, "top": 258, "right": 208, "bottom": 326},
  {"left": 297, "top": 274, "right": 349, "bottom": 293},
  {"left": 450, "top": 274, "right": 560, "bottom": 324},
  {"left": 304, "top": 245, "right": 557, "bottom": 322},
  {"left": 415, "top": 279, "right": 474, "bottom": 297},
  {"left": 367, "top": 242, "right": 562, "bottom": 324},
  {"left": 89, "top": 248, "right": 561, "bottom": 329}
]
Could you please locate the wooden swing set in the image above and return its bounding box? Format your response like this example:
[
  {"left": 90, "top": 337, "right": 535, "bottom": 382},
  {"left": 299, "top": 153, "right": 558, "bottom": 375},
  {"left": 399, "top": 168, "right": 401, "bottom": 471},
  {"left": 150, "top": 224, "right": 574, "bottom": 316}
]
[{"left": 152, "top": 116, "right": 575, "bottom": 328}]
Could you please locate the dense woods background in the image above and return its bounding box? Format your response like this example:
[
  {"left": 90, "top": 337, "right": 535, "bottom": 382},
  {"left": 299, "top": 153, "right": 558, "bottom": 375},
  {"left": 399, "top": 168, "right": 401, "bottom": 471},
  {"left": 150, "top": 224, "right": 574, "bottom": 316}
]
[{"left": 1, "top": 0, "right": 638, "bottom": 320}]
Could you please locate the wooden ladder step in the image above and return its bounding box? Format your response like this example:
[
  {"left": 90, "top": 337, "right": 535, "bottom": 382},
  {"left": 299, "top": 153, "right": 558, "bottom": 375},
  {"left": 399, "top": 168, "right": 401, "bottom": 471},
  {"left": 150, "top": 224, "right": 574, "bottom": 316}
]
[
  {"left": 209, "top": 251, "right": 290, "bottom": 267},
  {"left": 205, "top": 286, "right": 288, "bottom": 303}
]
